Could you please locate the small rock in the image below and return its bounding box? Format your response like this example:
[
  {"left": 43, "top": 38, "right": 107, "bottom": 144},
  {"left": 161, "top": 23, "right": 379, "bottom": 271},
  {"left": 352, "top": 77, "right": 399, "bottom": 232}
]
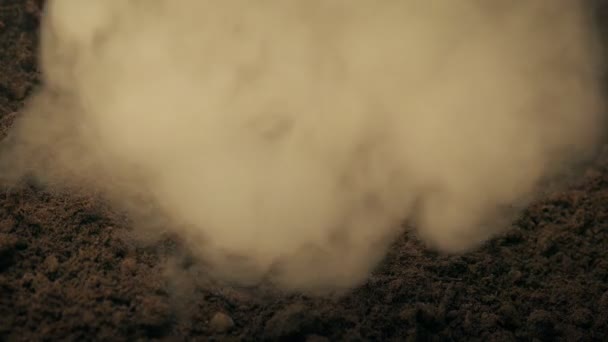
[{"left": 209, "top": 312, "right": 234, "bottom": 333}]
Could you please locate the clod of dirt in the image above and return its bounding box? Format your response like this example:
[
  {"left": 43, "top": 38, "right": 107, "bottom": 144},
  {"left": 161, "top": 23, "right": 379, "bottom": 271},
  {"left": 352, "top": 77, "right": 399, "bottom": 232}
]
[
  {"left": 599, "top": 290, "right": 608, "bottom": 311},
  {"left": 208, "top": 312, "right": 234, "bottom": 333},
  {"left": 43, "top": 255, "right": 59, "bottom": 274},
  {"left": 120, "top": 257, "right": 137, "bottom": 275},
  {"left": 24, "top": 0, "right": 40, "bottom": 16},
  {"left": 305, "top": 334, "right": 330, "bottom": 342},
  {"left": 7, "top": 81, "right": 27, "bottom": 100},
  {"left": 498, "top": 303, "right": 520, "bottom": 328},
  {"left": 597, "top": 290, "right": 608, "bottom": 327},
  {"left": 0, "top": 233, "right": 19, "bottom": 271},
  {"left": 400, "top": 304, "right": 441, "bottom": 331},
  {"left": 137, "top": 296, "right": 172, "bottom": 338},
  {"left": 263, "top": 304, "right": 322, "bottom": 340},
  {"left": 489, "top": 331, "right": 517, "bottom": 341},
  {"left": 20, "top": 272, "right": 48, "bottom": 291},
  {"left": 399, "top": 307, "right": 418, "bottom": 323},
  {"left": 527, "top": 309, "right": 556, "bottom": 340},
  {"left": 479, "top": 312, "right": 500, "bottom": 331},
  {"left": 571, "top": 308, "right": 593, "bottom": 328}
]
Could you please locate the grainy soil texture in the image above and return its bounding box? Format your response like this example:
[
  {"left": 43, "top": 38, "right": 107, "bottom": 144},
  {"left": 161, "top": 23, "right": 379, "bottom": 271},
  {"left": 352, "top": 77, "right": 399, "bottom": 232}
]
[{"left": 1, "top": 1, "right": 608, "bottom": 341}]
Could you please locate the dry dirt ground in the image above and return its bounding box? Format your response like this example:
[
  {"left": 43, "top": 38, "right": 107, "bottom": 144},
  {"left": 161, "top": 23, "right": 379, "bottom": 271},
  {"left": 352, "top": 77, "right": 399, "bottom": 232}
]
[{"left": 1, "top": 1, "right": 608, "bottom": 341}]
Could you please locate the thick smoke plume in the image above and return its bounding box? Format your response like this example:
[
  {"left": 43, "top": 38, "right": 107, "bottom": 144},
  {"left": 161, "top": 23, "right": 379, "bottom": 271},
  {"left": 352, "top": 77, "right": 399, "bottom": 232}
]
[{"left": 0, "top": 1, "right": 605, "bottom": 293}]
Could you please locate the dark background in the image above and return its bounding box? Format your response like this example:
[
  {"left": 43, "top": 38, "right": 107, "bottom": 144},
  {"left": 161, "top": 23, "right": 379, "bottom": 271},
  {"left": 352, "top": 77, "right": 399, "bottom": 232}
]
[{"left": 1, "top": 1, "right": 608, "bottom": 341}]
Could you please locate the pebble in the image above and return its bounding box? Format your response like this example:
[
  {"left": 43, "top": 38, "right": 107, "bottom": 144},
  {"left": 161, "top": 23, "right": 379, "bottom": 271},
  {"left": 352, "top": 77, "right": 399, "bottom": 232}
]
[{"left": 209, "top": 312, "right": 234, "bottom": 333}]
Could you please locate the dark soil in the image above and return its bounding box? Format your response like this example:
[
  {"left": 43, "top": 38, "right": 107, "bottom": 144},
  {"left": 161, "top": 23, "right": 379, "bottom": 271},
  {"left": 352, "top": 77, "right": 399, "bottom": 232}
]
[{"left": 1, "top": 1, "right": 608, "bottom": 341}]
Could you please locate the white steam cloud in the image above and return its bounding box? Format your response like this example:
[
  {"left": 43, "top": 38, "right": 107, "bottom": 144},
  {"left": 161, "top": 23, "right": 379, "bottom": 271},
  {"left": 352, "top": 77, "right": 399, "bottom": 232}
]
[{"left": 0, "top": 1, "right": 605, "bottom": 293}]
